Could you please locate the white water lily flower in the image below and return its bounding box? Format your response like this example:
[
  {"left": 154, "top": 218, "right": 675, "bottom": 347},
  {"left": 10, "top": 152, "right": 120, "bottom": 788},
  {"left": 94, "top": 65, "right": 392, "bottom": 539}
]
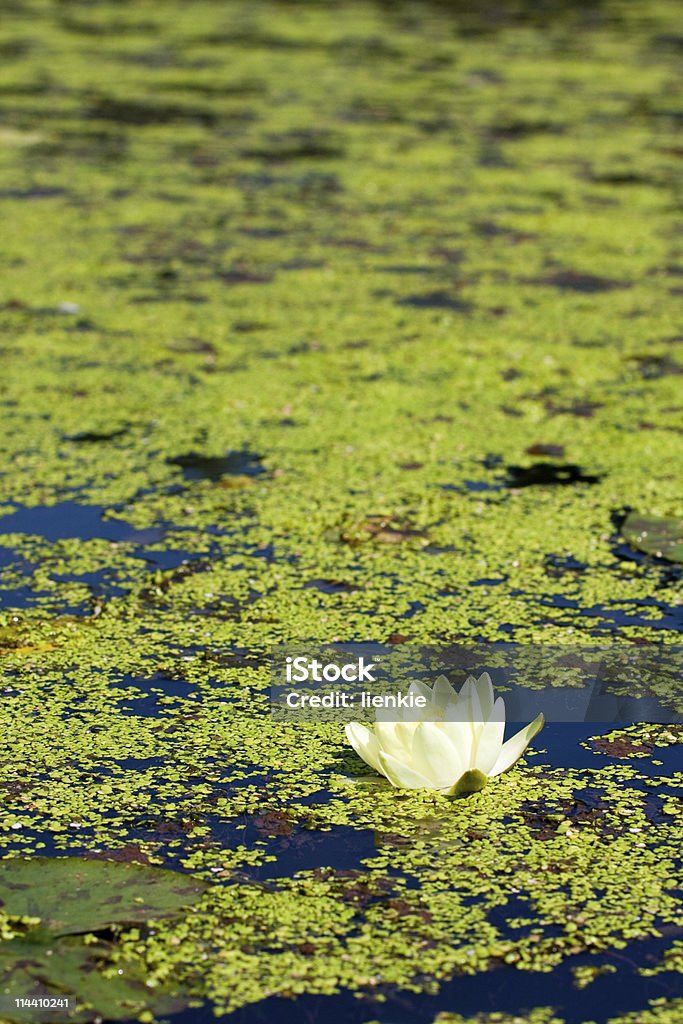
[{"left": 345, "top": 672, "right": 544, "bottom": 796}]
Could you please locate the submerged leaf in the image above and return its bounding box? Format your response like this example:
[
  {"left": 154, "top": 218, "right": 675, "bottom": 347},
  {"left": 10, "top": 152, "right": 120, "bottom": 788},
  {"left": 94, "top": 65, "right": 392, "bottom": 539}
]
[
  {"left": 622, "top": 513, "right": 683, "bottom": 562},
  {"left": 0, "top": 937, "right": 185, "bottom": 1022},
  {"left": 0, "top": 857, "right": 207, "bottom": 935}
]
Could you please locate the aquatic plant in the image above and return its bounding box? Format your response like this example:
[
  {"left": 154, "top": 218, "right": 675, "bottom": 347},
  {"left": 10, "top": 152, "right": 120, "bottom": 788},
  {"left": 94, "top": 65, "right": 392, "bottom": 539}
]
[{"left": 345, "top": 672, "right": 544, "bottom": 795}]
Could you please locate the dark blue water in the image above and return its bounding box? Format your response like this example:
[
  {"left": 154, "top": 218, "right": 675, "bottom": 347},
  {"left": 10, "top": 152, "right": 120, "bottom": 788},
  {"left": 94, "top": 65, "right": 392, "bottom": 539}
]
[
  {"left": 0, "top": 502, "right": 165, "bottom": 543},
  {"left": 0, "top": 503, "right": 232, "bottom": 613},
  {"left": 138, "top": 933, "right": 683, "bottom": 1024},
  {"left": 114, "top": 671, "right": 198, "bottom": 717}
]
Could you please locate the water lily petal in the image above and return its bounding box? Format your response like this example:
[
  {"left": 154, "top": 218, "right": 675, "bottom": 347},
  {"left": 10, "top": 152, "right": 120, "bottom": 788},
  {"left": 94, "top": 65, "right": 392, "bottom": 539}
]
[
  {"left": 431, "top": 675, "right": 457, "bottom": 710},
  {"left": 411, "top": 721, "right": 463, "bottom": 789},
  {"left": 473, "top": 672, "right": 495, "bottom": 722},
  {"left": 471, "top": 696, "right": 506, "bottom": 774},
  {"left": 440, "top": 717, "right": 475, "bottom": 762},
  {"left": 488, "top": 713, "right": 545, "bottom": 777},
  {"left": 375, "top": 720, "right": 415, "bottom": 760},
  {"left": 457, "top": 675, "right": 476, "bottom": 705},
  {"left": 378, "top": 750, "right": 434, "bottom": 789},
  {"left": 346, "top": 675, "right": 544, "bottom": 792},
  {"left": 386, "top": 681, "right": 435, "bottom": 723},
  {"left": 445, "top": 686, "right": 488, "bottom": 762},
  {"left": 408, "top": 680, "right": 434, "bottom": 703},
  {"left": 444, "top": 691, "right": 477, "bottom": 724},
  {"left": 345, "top": 722, "right": 382, "bottom": 774},
  {"left": 469, "top": 683, "right": 483, "bottom": 727},
  {"left": 455, "top": 676, "right": 490, "bottom": 740}
]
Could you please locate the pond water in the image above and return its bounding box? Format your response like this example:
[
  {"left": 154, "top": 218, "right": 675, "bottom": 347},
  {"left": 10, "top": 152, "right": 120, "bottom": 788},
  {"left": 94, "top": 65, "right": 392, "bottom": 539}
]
[
  {"left": 1, "top": 0, "right": 682, "bottom": 1021},
  {"left": 164, "top": 945, "right": 683, "bottom": 1024}
]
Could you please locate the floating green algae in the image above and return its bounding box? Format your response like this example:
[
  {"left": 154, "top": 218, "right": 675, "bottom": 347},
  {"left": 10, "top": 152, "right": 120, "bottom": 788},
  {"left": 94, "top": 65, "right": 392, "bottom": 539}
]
[{"left": 0, "top": 0, "right": 682, "bottom": 1021}]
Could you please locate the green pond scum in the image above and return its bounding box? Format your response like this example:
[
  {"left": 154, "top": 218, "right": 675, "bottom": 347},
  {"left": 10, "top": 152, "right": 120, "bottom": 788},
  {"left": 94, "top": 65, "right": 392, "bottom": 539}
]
[{"left": 0, "top": 0, "right": 681, "bottom": 1021}]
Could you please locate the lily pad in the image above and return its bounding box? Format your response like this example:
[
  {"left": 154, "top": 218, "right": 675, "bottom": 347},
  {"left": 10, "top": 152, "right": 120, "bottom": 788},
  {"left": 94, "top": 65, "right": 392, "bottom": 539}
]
[
  {"left": 0, "top": 857, "right": 207, "bottom": 935},
  {"left": 622, "top": 513, "right": 683, "bottom": 562},
  {"left": 0, "top": 936, "right": 186, "bottom": 1022}
]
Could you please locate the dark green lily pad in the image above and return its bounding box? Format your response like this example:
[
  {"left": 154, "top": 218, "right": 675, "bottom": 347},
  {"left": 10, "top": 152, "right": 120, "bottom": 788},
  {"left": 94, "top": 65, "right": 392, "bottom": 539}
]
[
  {"left": 0, "top": 857, "right": 207, "bottom": 935},
  {"left": 622, "top": 513, "right": 683, "bottom": 562},
  {"left": 0, "top": 936, "right": 186, "bottom": 1022}
]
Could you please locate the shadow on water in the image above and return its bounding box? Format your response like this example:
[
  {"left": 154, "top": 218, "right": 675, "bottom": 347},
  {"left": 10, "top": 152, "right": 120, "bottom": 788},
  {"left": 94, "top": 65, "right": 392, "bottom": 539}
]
[
  {"left": 377, "top": 0, "right": 608, "bottom": 32},
  {"left": 97, "top": 813, "right": 380, "bottom": 883},
  {"left": 505, "top": 462, "right": 603, "bottom": 487},
  {"left": 168, "top": 450, "right": 265, "bottom": 482},
  {"left": 218, "top": 820, "right": 378, "bottom": 881},
  {"left": 132, "top": 547, "right": 218, "bottom": 571},
  {"left": 443, "top": 458, "right": 603, "bottom": 494}
]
